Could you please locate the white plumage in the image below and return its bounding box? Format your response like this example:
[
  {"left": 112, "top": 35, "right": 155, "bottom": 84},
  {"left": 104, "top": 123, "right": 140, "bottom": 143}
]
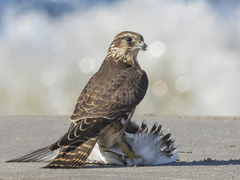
[{"left": 87, "top": 120, "right": 178, "bottom": 166}]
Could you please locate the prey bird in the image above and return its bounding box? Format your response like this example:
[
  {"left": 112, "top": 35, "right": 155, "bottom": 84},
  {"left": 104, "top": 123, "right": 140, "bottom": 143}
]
[{"left": 7, "top": 31, "right": 148, "bottom": 168}]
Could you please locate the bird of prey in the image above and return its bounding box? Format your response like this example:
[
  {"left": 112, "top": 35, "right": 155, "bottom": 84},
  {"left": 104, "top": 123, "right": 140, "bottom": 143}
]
[{"left": 7, "top": 31, "right": 148, "bottom": 168}]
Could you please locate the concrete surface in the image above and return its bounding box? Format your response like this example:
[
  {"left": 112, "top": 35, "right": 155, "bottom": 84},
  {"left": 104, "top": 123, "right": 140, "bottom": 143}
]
[{"left": 1, "top": 116, "right": 240, "bottom": 180}]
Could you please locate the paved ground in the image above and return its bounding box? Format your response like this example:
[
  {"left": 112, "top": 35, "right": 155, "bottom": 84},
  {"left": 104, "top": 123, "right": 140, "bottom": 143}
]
[{"left": 1, "top": 116, "right": 240, "bottom": 180}]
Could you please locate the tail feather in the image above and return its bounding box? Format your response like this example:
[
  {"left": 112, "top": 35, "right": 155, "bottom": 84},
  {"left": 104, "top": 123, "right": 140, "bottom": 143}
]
[
  {"left": 45, "top": 136, "right": 98, "bottom": 168},
  {"left": 6, "top": 146, "right": 58, "bottom": 162}
]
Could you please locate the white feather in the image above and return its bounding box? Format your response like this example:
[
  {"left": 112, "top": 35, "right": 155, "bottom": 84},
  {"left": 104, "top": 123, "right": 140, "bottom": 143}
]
[{"left": 86, "top": 120, "right": 178, "bottom": 166}]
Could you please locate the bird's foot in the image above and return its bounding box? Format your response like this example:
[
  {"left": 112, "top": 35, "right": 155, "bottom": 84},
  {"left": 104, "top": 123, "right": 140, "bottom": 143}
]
[
  {"left": 117, "top": 141, "right": 139, "bottom": 162},
  {"left": 125, "top": 149, "right": 139, "bottom": 162}
]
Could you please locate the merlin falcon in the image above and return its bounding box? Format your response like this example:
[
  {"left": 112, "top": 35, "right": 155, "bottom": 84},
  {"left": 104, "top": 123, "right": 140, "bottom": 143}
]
[{"left": 7, "top": 31, "right": 148, "bottom": 168}]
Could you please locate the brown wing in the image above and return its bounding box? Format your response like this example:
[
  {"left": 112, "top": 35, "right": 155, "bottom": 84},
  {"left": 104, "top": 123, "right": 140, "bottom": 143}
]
[
  {"left": 49, "top": 118, "right": 110, "bottom": 151},
  {"left": 71, "top": 67, "right": 148, "bottom": 121}
]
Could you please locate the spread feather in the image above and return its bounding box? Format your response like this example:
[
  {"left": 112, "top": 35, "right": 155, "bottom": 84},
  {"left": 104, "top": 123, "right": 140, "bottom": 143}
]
[{"left": 86, "top": 120, "right": 178, "bottom": 165}]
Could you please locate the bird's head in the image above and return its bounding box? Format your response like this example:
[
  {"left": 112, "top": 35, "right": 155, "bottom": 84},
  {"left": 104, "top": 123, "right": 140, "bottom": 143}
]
[{"left": 107, "top": 31, "right": 147, "bottom": 68}]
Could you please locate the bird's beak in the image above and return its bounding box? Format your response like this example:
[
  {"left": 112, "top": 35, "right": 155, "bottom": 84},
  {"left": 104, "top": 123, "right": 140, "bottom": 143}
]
[{"left": 136, "top": 41, "right": 148, "bottom": 51}]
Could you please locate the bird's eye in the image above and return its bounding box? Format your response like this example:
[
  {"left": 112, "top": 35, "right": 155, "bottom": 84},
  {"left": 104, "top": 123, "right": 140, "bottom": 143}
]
[{"left": 126, "top": 37, "right": 133, "bottom": 42}]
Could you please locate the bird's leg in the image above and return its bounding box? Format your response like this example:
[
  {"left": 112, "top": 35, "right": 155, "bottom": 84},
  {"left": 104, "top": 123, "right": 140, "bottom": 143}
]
[
  {"left": 104, "top": 149, "right": 127, "bottom": 165},
  {"left": 117, "top": 141, "right": 139, "bottom": 162}
]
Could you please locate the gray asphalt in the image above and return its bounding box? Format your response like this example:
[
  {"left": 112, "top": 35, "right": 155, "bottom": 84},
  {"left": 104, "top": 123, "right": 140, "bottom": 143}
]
[{"left": 1, "top": 116, "right": 240, "bottom": 180}]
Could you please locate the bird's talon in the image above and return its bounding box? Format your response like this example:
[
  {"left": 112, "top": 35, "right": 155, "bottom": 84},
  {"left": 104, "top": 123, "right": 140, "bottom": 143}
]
[{"left": 127, "top": 151, "right": 139, "bottom": 162}]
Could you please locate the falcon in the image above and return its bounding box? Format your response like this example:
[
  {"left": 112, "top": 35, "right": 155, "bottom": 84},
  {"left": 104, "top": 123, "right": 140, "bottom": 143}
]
[{"left": 7, "top": 31, "right": 148, "bottom": 168}]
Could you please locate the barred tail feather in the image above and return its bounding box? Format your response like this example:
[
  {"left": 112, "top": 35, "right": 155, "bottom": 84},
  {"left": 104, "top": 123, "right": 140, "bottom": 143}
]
[
  {"left": 45, "top": 136, "right": 98, "bottom": 168},
  {"left": 6, "top": 146, "right": 58, "bottom": 162}
]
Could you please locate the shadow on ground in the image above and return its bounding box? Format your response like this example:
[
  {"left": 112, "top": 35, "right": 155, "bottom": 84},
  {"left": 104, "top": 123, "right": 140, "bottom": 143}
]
[
  {"left": 71, "top": 159, "right": 240, "bottom": 169},
  {"left": 162, "top": 159, "right": 240, "bottom": 166}
]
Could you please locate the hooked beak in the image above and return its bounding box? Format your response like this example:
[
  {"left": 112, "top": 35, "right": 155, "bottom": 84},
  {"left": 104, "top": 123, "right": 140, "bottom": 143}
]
[{"left": 136, "top": 41, "right": 148, "bottom": 51}]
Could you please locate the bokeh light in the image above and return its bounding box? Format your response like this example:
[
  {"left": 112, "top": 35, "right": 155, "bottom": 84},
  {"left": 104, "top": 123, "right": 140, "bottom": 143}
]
[
  {"left": 150, "top": 41, "right": 165, "bottom": 57},
  {"left": 175, "top": 77, "right": 191, "bottom": 92},
  {"left": 152, "top": 81, "right": 168, "bottom": 97},
  {"left": 79, "top": 57, "right": 95, "bottom": 73}
]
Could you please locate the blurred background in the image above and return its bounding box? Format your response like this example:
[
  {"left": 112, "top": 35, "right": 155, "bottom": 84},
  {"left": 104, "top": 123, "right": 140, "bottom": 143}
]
[{"left": 0, "top": 0, "right": 240, "bottom": 117}]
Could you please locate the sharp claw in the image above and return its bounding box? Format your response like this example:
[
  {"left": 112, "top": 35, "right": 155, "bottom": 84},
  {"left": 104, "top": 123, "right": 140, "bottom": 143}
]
[
  {"left": 117, "top": 141, "right": 139, "bottom": 163},
  {"left": 127, "top": 152, "right": 139, "bottom": 162}
]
